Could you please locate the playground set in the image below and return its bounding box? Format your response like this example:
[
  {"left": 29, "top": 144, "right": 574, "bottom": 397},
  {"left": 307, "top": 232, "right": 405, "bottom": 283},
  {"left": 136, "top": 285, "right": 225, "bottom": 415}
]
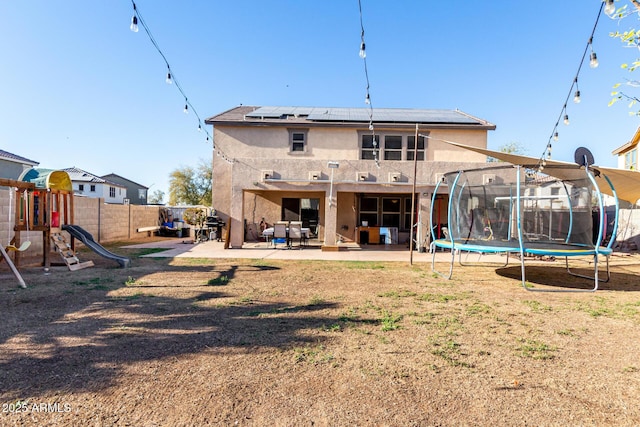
[{"left": 1, "top": 169, "right": 129, "bottom": 288}]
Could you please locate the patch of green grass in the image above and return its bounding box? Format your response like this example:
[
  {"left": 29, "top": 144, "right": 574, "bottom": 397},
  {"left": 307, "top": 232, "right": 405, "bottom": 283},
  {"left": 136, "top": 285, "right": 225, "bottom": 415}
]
[
  {"left": 430, "top": 338, "right": 472, "bottom": 368},
  {"left": 308, "top": 295, "right": 326, "bottom": 306},
  {"left": 377, "top": 290, "right": 418, "bottom": 299},
  {"left": 292, "top": 345, "right": 335, "bottom": 365},
  {"left": 206, "top": 275, "right": 229, "bottom": 286},
  {"left": 125, "top": 276, "right": 139, "bottom": 286},
  {"left": 622, "top": 366, "right": 639, "bottom": 373},
  {"left": 380, "top": 310, "right": 403, "bottom": 332},
  {"left": 516, "top": 338, "right": 556, "bottom": 359},
  {"left": 133, "top": 248, "right": 171, "bottom": 257},
  {"left": 418, "top": 293, "right": 460, "bottom": 303},
  {"left": 342, "top": 261, "right": 386, "bottom": 270},
  {"left": 322, "top": 323, "right": 342, "bottom": 332},
  {"left": 556, "top": 328, "right": 576, "bottom": 336},
  {"left": 522, "top": 300, "right": 552, "bottom": 312},
  {"left": 73, "top": 277, "right": 113, "bottom": 286},
  {"left": 466, "top": 302, "right": 492, "bottom": 316}
]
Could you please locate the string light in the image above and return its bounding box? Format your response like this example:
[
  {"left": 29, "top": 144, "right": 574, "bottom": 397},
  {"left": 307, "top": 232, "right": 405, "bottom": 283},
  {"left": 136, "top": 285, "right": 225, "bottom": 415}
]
[
  {"left": 130, "top": 4, "right": 139, "bottom": 33},
  {"left": 604, "top": 0, "right": 615, "bottom": 17},
  {"left": 358, "top": 0, "right": 378, "bottom": 167},
  {"left": 536, "top": 2, "right": 604, "bottom": 172},
  {"left": 128, "top": 0, "right": 234, "bottom": 163},
  {"left": 589, "top": 37, "right": 599, "bottom": 68}
]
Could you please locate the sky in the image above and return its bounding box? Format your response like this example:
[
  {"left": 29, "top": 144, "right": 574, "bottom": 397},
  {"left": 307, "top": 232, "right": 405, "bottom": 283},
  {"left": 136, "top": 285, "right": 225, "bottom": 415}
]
[{"left": 2, "top": 1, "right": 640, "bottom": 201}]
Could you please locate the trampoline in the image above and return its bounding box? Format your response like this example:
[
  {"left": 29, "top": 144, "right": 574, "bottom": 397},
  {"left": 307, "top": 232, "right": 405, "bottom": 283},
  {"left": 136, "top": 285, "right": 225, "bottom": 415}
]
[{"left": 430, "top": 149, "right": 619, "bottom": 292}]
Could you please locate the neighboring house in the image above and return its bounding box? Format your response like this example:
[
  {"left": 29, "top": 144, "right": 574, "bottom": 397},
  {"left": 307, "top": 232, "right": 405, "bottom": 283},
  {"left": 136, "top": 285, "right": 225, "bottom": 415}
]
[
  {"left": 612, "top": 126, "right": 640, "bottom": 170},
  {"left": 205, "top": 105, "right": 496, "bottom": 249},
  {"left": 63, "top": 167, "right": 127, "bottom": 204},
  {"left": 101, "top": 173, "right": 149, "bottom": 205},
  {"left": 0, "top": 149, "right": 39, "bottom": 180}
]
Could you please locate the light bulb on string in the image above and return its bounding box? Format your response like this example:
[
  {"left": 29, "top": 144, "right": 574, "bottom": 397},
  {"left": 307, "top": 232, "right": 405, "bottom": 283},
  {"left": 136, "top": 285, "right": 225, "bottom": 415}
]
[
  {"left": 589, "top": 51, "right": 599, "bottom": 68},
  {"left": 553, "top": 132, "right": 559, "bottom": 141},
  {"left": 365, "top": 93, "right": 370, "bottom": 105},
  {"left": 130, "top": 15, "right": 138, "bottom": 32},
  {"left": 166, "top": 71, "right": 172, "bottom": 85},
  {"left": 183, "top": 103, "right": 189, "bottom": 114},
  {"left": 198, "top": 123, "right": 202, "bottom": 132},
  {"left": 604, "top": 0, "right": 615, "bottom": 16},
  {"left": 359, "top": 42, "right": 366, "bottom": 59},
  {"left": 563, "top": 114, "right": 570, "bottom": 125},
  {"left": 573, "top": 90, "right": 581, "bottom": 103}
]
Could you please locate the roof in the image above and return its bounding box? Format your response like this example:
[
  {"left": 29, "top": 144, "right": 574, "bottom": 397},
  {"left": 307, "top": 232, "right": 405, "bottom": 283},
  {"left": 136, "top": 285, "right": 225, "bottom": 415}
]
[
  {"left": 205, "top": 106, "right": 496, "bottom": 130},
  {"left": 101, "top": 173, "right": 148, "bottom": 189},
  {"left": 63, "top": 167, "right": 124, "bottom": 187},
  {"left": 612, "top": 126, "right": 640, "bottom": 155},
  {"left": 0, "top": 149, "right": 39, "bottom": 166}
]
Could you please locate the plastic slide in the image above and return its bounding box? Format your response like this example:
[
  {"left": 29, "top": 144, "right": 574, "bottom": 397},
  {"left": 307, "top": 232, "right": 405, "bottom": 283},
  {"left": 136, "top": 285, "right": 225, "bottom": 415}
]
[{"left": 62, "top": 225, "right": 130, "bottom": 268}]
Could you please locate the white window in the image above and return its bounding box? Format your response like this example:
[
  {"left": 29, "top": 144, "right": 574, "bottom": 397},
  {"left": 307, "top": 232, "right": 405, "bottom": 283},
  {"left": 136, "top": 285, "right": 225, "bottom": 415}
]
[
  {"left": 361, "top": 134, "right": 380, "bottom": 160},
  {"left": 138, "top": 189, "right": 146, "bottom": 200},
  {"left": 289, "top": 130, "right": 307, "bottom": 152},
  {"left": 625, "top": 148, "right": 637, "bottom": 170},
  {"left": 407, "top": 135, "right": 426, "bottom": 161},
  {"left": 109, "top": 187, "right": 116, "bottom": 198},
  {"left": 384, "top": 136, "right": 402, "bottom": 160}
]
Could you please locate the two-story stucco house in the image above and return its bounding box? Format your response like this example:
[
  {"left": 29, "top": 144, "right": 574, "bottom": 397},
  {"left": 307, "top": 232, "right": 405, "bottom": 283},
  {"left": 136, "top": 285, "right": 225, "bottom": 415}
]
[
  {"left": 612, "top": 126, "right": 639, "bottom": 171},
  {"left": 102, "top": 173, "right": 149, "bottom": 205},
  {"left": 0, "top": 150, "right": 39, "bottom": 180},
  {"left": 205, "top": 106, "right": 496, "bottom": 249},
  {"left": 63, "top": 167, "right": 128, "bottom": 204}
]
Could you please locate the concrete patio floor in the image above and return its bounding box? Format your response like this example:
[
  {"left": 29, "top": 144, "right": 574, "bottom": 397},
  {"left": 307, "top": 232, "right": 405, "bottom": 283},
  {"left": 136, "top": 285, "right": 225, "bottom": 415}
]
[{"left": 122, "top": 238, "right": 515, "bottom": 264}]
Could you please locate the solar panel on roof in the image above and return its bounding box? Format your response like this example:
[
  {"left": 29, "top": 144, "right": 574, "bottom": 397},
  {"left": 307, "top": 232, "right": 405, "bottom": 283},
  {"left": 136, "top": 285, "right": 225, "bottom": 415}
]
[{"left": 245, "top": 106, "right": 481, "bottom": 124}]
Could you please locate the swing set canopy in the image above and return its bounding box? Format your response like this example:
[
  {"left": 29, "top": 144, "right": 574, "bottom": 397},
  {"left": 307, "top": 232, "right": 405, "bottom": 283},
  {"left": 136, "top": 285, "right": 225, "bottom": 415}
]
[{"left": 19, "top": 168, "right": 72, "bottom": 192}]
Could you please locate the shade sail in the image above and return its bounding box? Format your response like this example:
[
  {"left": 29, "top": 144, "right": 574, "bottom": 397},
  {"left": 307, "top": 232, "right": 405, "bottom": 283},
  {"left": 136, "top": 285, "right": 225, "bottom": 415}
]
[{"left": 445, "top": 141, "right": 640, "bottom": 204}]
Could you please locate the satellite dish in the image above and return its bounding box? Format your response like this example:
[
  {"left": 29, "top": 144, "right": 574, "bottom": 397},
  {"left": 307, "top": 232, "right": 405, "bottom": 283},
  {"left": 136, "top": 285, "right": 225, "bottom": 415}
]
[{"left": 574, "top": 147, "right": 595, "bottom": 167}]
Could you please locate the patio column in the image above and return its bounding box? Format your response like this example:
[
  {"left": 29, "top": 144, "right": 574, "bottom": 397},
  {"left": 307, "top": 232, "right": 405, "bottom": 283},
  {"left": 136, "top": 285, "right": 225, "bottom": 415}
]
[{"left": 323, "top": 190, "right": 338, "bottom": 246}]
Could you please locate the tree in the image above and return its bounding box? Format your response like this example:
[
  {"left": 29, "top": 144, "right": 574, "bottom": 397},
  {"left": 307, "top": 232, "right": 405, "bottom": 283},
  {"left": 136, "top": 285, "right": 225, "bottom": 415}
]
[
  {"left": 487, "top": 142, "right": 527, "bottom": 162},
  {"left": 609, "top": 1, "right": 640, "bottom": 112},
  {"left": 168, "top": 159, "right": 212, "bottom": 206},
  {"left": 148, "top": 189, "right": 165, "bottom": 205}
]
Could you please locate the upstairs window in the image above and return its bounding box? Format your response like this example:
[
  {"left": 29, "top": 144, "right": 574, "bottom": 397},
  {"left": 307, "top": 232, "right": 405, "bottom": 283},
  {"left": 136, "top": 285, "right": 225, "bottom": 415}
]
[
  {"left": 361, "top": 134, "right": 380, "bottom": 160},
  {"left": 625, "top": 148, "right": 637, "bottom": 170},
  {"left": 109, "top": 187, "right": 116, "bottom": 198},
  {"left": 289, "top": 130, "right": 307, "bottom": 152},
  {"left": 384, "top": 136, "right": 402, "bottom": 160},
  {"left": 90, "top": 185, "right": 96, "bottom": 192},
  {"left": 78, "top": 184, "right": 84, "bottom": 191},
  {"left": 407, "top": 135, "right": 426, "bottom": 161}
]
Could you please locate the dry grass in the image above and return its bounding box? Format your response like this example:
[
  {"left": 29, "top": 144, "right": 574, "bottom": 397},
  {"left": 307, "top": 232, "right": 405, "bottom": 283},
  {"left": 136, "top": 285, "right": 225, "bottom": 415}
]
[{"left": 1, "top": 243, "right": 640, "bottom": 426}]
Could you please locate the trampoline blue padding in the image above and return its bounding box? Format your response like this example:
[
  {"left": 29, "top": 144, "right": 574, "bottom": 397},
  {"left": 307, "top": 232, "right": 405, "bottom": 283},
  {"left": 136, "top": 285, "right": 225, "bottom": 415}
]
[{"left": 432, "top": 239, "right": 520, "bottom": 253}]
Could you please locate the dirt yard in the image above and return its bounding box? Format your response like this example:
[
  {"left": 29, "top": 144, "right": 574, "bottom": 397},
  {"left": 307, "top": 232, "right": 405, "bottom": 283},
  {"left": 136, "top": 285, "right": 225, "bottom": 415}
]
[{"left": 1, "top": 242, "right": 640, "bottom": 426}]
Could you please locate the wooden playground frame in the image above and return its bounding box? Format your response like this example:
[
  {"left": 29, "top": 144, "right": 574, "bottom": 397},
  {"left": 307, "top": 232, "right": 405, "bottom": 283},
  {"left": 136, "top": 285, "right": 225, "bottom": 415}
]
[{"left": 1, "top": 176, "right": 75, "bottom": 287}]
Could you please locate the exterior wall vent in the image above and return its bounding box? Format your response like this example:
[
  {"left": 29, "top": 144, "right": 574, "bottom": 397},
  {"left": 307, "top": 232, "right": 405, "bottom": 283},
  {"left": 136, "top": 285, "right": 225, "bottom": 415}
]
[
  {"left": 389, "top": 172, "right": 402, "bottom": 183},
  {"left": 309, "top": 171, "right": 322, "bottom": 180},
  {"left": 483, "top": 174, "right": 496, "bottom": 185},
  {"left": 435, "top": 173, "right": 446, "bottom": 184},
  {"left": 261, "top": 170, "right": 274, "bottom": 181},
  {"left": 357, "top": 172, "right": 368, "bottom": 182}
]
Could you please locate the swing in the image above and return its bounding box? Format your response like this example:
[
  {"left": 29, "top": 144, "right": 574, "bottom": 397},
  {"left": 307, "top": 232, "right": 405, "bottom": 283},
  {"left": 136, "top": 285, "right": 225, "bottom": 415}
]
[{"left": 5, "top": 188, "right": 32, "bottom": 252}]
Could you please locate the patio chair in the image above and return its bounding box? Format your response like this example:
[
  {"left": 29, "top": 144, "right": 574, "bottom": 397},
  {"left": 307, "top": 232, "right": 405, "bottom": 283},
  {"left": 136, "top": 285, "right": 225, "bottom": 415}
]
[
  {"left": 288, "top": 221, "right": 304, "bottom": 249},
  {"left": 273, "top": 222, "right": 288, "bottom": 248}
]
